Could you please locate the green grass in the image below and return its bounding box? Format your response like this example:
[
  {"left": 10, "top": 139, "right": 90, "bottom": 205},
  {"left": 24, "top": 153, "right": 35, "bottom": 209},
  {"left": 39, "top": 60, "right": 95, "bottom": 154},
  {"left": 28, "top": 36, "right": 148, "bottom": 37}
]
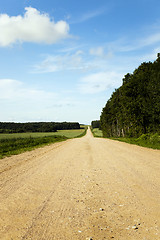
[
  {"left": 91, "top": 128, "right": 160, "bottom": 150},
  {"left": 0, "top": 135, "right": 67, "bottom": 159},
  {"left": 57, "top": 129, "right": 87, "bottom": 138},
  {"left": 91, "top": 128, "right": 103, "bottom": 137},
  {"left": 0, "top": 128, "right": 87, "bottom": 158},
  {"left": 0, "top": 129, "right": 86, "bottom": 140},
  {"left": 111, "top": 133, "right": 160, "bottom": 150}
]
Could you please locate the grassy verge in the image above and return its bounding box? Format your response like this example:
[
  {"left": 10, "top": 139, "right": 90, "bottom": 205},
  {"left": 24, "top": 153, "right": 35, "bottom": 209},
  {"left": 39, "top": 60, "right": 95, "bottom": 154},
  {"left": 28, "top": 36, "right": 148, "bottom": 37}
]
[
  {"left": 111, "top": 133, "right": 160, "bottom": 150},
  {"left": 91, "top": 128, "right": 103, "bottom": 137},
  {"left": 91, "top": 128, "right": 160, "bottom": 150},
  {"left": 0, "top": 135, "right": 67, "bottom": 159},
  {"left": 75, "top": 126, "right": 88, "bottom": 138},
  {"left": 0, "top": 127, "right": 87, "bottom": 159},
  {"left": 57, "top": 128, "right": 87, "bottom": 138}
]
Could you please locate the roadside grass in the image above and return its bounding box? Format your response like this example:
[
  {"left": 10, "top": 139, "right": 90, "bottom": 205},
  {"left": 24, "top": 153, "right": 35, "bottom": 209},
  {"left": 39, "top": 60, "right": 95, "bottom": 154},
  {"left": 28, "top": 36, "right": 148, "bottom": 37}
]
[
  {"left": 91, "top": 128, "right": 103, "bottom": 137},
  {"left": 58, "top": 128, "right": 87, "bottom": 138},
  {"left": 0, "top": 127, "right": 87, "bottom": 159},
  {"left": 76, "top": 125, "right": 88, "bottom": 138},
  {"left": 91, "top": 128, "right": 160, "bottom": 150},
  {"left": 111, "top": 133, "right": 160, "bottom": 150},
  {"left": 0, "top": 135, "right": 67, "bottom": 159}
]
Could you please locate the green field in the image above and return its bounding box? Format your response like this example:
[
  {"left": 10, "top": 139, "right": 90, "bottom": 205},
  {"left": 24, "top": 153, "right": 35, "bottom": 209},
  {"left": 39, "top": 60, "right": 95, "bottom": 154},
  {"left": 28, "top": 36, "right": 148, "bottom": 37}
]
[
  {"left": 91, "top": 128, "right": 103, "bottom": 137},
  {"left": 0, "top": 128, "right": 86, "bottom": 139},
  {"left": 0, "top": 128, "right": 87, "bottom": 159}
]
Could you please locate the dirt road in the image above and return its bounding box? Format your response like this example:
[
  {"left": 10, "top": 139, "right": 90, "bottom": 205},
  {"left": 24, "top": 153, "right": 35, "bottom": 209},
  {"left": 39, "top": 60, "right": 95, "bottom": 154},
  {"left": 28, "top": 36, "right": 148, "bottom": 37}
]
[{"left": 0, "top": 128, "right": 160, "bottom": 240}]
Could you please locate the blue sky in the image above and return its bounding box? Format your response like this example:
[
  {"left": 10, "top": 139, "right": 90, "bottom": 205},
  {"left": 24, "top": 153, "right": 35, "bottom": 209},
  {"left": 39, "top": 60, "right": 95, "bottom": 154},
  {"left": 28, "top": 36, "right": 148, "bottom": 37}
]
[{"left": 0, "top": 0, "right": 160, "bottom": 124}]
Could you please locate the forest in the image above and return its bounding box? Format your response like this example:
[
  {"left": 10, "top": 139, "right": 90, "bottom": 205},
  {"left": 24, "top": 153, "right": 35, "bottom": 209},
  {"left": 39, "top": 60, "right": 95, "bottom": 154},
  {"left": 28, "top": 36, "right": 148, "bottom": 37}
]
[
  {"left": 100, "top": 55, "right": 160, "bottom": 138},
  {"left": 0, "top": 122, "right": 80, "bottom": 133}
]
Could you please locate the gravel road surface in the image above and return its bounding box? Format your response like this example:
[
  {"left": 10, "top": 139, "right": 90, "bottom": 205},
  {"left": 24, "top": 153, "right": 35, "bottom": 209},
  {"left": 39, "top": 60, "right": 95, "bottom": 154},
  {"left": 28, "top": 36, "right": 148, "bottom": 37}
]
[{"left": 0, "top": 128, "right": 160, "bottom": 239}]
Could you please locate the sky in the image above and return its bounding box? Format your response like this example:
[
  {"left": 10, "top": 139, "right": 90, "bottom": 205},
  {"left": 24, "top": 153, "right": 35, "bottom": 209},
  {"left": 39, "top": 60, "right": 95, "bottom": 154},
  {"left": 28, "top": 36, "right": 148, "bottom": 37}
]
[{"left": 0, "top": 0, "right": 160, "bottom": 124}]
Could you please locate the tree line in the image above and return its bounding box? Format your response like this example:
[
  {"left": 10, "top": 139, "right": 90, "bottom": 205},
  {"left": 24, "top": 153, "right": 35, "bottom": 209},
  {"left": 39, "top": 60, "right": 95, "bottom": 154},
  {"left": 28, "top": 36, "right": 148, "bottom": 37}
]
[
  {"left": 91, "top": 120, "right": 100, "bottom": 129},
  {"left": 0, "top": 122, "right": 80, "bottom": 133},
  {"left": 100, "top": 55, "right": 160, "bottom": 137}
]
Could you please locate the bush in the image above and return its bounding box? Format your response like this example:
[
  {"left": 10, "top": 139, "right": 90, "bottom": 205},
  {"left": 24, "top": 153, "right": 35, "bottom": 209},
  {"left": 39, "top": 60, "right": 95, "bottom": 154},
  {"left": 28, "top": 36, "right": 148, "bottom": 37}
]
[{"left": 149, "top": 133, "right": 160, "bottom": 144}]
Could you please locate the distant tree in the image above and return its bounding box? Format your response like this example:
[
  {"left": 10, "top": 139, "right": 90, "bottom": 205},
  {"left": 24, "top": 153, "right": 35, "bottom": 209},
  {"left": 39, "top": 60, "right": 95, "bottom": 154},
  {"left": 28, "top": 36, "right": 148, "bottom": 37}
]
[
  {"left": 91, "top": 120, "right": 100, "bottom": 129},
  {"left": 0, "top": 122, "right": 80, "bottom": 133}
]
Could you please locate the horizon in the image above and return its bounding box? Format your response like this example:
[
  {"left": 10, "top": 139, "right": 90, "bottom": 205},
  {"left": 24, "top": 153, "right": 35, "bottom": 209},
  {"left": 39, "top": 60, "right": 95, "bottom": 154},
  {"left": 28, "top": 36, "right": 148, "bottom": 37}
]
[
  {"left": 0, "top": 120, "right": 89, "bottom": 125},
  {"left": 0, "top": 0, "right": 160, "bottom": 124}
]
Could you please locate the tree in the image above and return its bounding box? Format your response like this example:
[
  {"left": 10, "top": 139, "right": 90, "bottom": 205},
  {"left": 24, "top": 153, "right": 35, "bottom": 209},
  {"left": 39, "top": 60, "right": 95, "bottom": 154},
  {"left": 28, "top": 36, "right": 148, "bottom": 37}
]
[{"left": 100, "top": 57, "right": 160, "bottom": 137}]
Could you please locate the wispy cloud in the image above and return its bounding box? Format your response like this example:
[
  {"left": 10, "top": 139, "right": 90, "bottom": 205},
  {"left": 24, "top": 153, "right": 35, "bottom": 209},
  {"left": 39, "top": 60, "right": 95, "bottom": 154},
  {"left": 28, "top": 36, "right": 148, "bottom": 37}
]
[
  {"left": 78, "top": 71, "right": 123, "bottom": 94},
  {"left": 111, "top": 31, "right": 160, "bottom": 53},
  {"left": 90, "top": 47, "right": 104, "bottom": 57},
  {"left": 89, "top": 46, "right": 114, "bottom": 59},
  {"left": 140, "top": 32, "right": 160, "bottom": 48},
  {"left": 70, "top": 7, "right": 106, "bottom": 24},
  {"left": 33, "top": 46, "right": 115, "bottom": 74},
  {"left": 33, "top": 51, "right": 94, "bottom": 73}
]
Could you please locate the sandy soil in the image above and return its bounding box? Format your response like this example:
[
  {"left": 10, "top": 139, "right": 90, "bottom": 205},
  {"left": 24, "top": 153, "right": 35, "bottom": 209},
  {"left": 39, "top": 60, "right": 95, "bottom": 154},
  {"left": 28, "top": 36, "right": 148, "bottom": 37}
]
[{"left": 0, "top": 128, "right": 160, "bottom": 240}]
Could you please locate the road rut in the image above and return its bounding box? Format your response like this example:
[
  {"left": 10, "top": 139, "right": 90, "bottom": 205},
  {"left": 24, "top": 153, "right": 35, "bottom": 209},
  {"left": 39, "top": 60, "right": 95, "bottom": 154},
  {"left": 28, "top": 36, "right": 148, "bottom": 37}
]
[{"left": 0, "top": 128, "right": 160, "bottom": 239}]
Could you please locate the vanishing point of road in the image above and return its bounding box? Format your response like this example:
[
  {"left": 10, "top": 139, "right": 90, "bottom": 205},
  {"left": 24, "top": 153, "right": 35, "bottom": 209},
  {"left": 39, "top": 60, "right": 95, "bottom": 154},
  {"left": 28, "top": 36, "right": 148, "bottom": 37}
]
[{"left": 0, "top": 128, "right": 160, "bottom": 239}]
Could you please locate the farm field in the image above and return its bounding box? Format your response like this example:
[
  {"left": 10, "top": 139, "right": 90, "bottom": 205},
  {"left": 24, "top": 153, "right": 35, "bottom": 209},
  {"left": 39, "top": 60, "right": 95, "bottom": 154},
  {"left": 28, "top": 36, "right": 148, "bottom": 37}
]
[
  {"left": 0, "top": 128, "right": 86, "bottom": 139},
  {"left": 0, "top": 128, "right": 87, "bottom": 158}
]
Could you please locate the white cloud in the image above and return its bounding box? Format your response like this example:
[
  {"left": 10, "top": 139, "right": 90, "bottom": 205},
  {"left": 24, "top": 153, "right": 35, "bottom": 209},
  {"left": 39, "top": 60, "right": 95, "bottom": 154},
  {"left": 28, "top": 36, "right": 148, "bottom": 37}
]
[
  {"left": 0, "top": 7, "right": 70, "bottom": 46},
  {"left": 141, "top": 32, "right": 160, "bottom": 47},
  {"left": 79, "top": 72, "right": 123, "bottom": 94},
  {"left": 112, "top": 31, "right": 160, "bottom": 53},
  {"left": 137, "top": 48, "right": 160, "bottom": 62},
  {"left": 33, "top": 47, "right": 116, "bottom": 74},
  {"left": 33, "top": 51, "right": 91, "bottom": 73},
  {"left": 90, "top": 47, "right": 104, "bottom": 57},
  {"left": 0, "top": 79, "right": 56, "bottom": 101}
]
